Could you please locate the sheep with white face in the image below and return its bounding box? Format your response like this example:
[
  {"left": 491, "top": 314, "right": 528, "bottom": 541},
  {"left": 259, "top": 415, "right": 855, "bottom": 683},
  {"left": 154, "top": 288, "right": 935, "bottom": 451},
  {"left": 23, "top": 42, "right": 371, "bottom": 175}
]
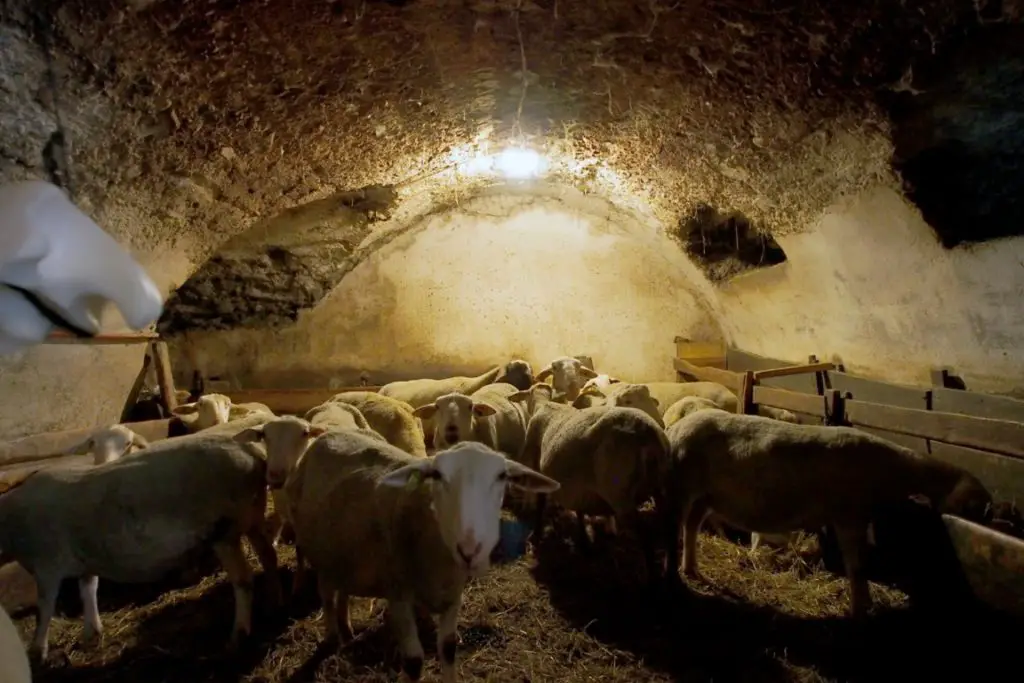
[
  {"left": 412, "top": 393, "right": 497, "bottom": 450},
  {"left": 172, "top": 393, "right": 233, "bottom": 431},
  {"left": 287, "top": 435, "right": 559, "bottom": 682},
  {"left": 535, "top": 356, "right": 598, "bottom": 402},
  {"left": 64, "top": 425, "right": 149, "bottom": 465},
  {"left": 236, "top": 416, "right": 328, "bottom": 491}
]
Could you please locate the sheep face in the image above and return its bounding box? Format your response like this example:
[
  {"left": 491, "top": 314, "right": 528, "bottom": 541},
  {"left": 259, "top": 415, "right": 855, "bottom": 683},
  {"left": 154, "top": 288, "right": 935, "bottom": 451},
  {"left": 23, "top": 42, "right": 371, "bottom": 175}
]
[
  {"left": 379, "top": 442, "right": 560, "bottom": 576},
  {"left": 412, "top": 393, "right": 496, "bottom": 449},
  {"left": 496, "top": 359, "right": 534, "bottom": 391},
  {"left": 508, "top": 382, "right": 556, "bottom": 416},
  {"left": 580, "top": 374, "right": 620, "bottom": 393},
  {"left": 236, "top": 416, "right": 327, "bottom": 489},
  {"left": 535, "top": 356, "right": 598, "bottom": 400},
  {"left": 66, "top": 425, "right": 148, "bottom": 465},
  {"left": 171, "top": 393, "right": 232, "bottom": 429}
]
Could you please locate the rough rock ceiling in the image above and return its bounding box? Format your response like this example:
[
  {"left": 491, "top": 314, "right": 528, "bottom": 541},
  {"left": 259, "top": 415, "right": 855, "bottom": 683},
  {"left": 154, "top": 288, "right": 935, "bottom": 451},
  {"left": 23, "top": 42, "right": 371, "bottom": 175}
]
[{"left": 1, "top": 0, "right": 1022, "bottom": 333}]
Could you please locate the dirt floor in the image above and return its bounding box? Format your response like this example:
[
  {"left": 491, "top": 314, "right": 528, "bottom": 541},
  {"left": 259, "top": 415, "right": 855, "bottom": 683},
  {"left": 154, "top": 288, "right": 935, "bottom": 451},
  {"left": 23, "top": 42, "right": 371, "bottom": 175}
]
[{"left": 10, "top": 521, "right": 1024, "bottom": 683}]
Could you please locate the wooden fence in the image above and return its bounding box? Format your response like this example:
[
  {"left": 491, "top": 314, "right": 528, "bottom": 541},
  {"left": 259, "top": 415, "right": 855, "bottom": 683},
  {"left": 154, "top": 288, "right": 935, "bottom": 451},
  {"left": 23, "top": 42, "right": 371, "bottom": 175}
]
[{"left": 674, "top": 347, "right": 1024, "bottom": 507}]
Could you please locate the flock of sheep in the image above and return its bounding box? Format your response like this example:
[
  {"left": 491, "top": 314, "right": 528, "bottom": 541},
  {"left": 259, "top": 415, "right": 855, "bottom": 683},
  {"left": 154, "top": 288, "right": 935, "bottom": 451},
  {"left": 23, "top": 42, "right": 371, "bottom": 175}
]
[{"left": 0, "top": 354, "right": 995, "bottom": 683}]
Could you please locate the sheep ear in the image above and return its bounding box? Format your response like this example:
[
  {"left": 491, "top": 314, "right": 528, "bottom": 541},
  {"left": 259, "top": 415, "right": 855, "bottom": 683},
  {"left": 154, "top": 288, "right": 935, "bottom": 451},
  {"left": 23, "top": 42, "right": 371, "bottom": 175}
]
[
  {"left": 507, "top": 390, "right": 530, "bottom": 403},
  {"left": 608, "top": 376, "right": 622, "bottom": 384},
  {"left": 379, "top": 460, "right": 436, "bottom": 489},
  {"left": 172, "top": 403, "right": 199, "bottom": 416},
  {"left": 234, "top": 426, "right": 265, "bottom": 443},
  {"left": 504, "top": 460, "right": 560, "bottom": 493},
  {"left": 579, "top": 366, "right": 598, "bottom": 379},
  {"left": 650, "top": 397, "right": 660, "bottom": 408},
  {"left": 307, "top": 424, "right": 328, "bottom": 438},
  {"left": 580, "top": 383, "right": 605, "bottom": 398},
  {"left": 535, "top": 366, "right": 553, "bottom": 382},
  {"left": 412, "top": 404, "right": 438, "bottom": 420},
  {"left": 472, "top": 403, "right": 497, "bottom": 417},
  {"left": 131, "top": 434, "right": 150, "bottom": 449}
]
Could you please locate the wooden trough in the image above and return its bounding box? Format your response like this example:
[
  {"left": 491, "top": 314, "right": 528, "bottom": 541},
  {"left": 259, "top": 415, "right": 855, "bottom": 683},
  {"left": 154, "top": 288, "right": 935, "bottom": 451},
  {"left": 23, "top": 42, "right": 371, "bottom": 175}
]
[{"left": 676, "top": 344, "right": 1024, "bottom": 620}]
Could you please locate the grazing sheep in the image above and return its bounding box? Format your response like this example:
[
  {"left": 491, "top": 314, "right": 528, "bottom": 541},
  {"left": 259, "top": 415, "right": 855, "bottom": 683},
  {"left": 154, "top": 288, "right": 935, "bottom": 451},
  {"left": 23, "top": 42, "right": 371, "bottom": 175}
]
[
  {"left": 642, "top": 381, "right": 738, "bottom": 415},
  {"left": 378, "top": 366, "right": 506, "bottom": 447},
  {"left": 64, "top": 424, "right": 149, "bottom": 465},
  {"left": 286, "top": 432, "right": 559, "bottom": 681},
  {"left": 573, "top": 382, "right": 665, "bottom": 427},
  {"left": 494, "top": 359, "right": 535, "bottom": 391},
  {"left": 0, "top": 604, "right": 30, "bottom": 683},
  {"left": 0, "top": 434, "right": 282, "bottom": 662},
  {"left": 665, "top": 410, "right": 992, "bottom": 617},
  {"left": 511, "top": 383, "right": 672, "bottom": 585},
  {"left": 328, "top": 391, "right": 427, "bottom": 457},
  {"left": 535, "top": 356, "right": 598, "bottom": 402},
  {"left": 663, "top": 396, "right": 723, "bottom": 427}
]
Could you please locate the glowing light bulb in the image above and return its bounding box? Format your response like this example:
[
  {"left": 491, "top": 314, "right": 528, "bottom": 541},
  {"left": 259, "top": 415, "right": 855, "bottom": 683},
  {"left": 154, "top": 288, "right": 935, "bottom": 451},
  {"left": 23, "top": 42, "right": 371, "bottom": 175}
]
[{"left": 494, "top": 147, "right": 544, "bottom": 179}]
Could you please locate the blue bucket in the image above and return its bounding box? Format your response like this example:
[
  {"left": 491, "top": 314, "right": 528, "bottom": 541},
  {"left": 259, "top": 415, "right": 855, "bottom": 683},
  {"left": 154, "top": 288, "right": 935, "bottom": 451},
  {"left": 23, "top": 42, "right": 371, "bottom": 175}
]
[{"left": 498, "top": 519, "right": 530, "bottom": 562}]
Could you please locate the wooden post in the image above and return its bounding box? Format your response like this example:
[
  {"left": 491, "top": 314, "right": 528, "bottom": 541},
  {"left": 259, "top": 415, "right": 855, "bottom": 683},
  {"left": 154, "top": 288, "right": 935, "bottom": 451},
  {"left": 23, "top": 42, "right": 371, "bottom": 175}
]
[
  {"left": 824, "top": 389, "right": 845, "bottom": 426},
  {"left": 738, "top": 370, "right": 755, "bottom": 415},
  {"left": 810, "top": 354, "right": 827, "bottom": 396},
  {"left": 119, "top": 351, "right": 154, "bottom": 423},
  {"left": 150, "top": 340, "right": 178, "bottom": 415}
]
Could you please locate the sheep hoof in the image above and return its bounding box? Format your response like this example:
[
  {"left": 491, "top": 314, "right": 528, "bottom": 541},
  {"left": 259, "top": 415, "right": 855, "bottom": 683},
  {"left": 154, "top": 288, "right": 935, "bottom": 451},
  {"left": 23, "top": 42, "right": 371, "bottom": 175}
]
[{"left": 80, "top": 630, "right": 103, "bottom": 651}]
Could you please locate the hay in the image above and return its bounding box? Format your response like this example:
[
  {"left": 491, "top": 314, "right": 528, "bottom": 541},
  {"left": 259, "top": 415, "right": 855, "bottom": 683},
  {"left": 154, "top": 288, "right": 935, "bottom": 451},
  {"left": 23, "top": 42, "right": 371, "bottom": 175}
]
[{"left": 14, "top": 517, "right": 1023, "bottom": 683}]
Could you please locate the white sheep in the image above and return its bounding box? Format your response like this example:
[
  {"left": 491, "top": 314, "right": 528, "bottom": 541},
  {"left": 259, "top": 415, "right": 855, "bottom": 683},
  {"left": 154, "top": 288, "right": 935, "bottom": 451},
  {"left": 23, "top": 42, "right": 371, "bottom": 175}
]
[
  {"left": 304, "top": 402, "right": 372, "bottom": 431},
  {"left": 378, "top": 365, "right": 508, "bottom": 447},
  {"left": 511, "top": 382, "right": 672, "bottom": 585},
  {"left": 63, "top": 424, "right": 149, "bottom": 465},
  {"left": 572, "top": 382, "right": 665, "bottom": 427},
  {"left": 662, "top": 395, "right": 723, "bottom": 428},
  {"left": 642, "top": 381, "right": 739, "bottom": 414},
  {"left": 665, "top": 410, "right": 993, "bottom": 617},
  {"left": 328, "top": 391, "right": 427, "bottom": 457},
  {"left": 0, "top": 433, "right": 282, "bottom": 662},
  {"left": 534, "top": 356, "right": 599, "bottom": 402},
  {"left": 0, "top": 604, "right": 30, "bottom": 683},
  {"left": 171, "top": 393, "right": 273, "bottom": 433},
  {"left": 411, "top": 392, "right": 498, "bottom": 450},
  {"left": 285, "top": 431, "right": 559, "bottom": 682}
]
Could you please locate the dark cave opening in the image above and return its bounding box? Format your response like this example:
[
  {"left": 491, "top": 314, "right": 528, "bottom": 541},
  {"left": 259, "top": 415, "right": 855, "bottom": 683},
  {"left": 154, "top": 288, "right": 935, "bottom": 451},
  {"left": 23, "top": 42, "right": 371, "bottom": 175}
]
[
  {"left": 885, "top": 22, "right": 1024, "bottom": 249},
  {"left": 678, "top": 203, "right": 788, "bottom": 283}
]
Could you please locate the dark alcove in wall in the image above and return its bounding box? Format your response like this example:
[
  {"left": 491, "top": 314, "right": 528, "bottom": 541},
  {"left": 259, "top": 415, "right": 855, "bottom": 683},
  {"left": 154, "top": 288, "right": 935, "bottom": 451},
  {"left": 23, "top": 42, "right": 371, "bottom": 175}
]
[
  {"left": 677, "top": 203, "right": 787, "bottom": 283},
  {"left": 885, "top": 21, "right": 1024, "bottom": 248}
]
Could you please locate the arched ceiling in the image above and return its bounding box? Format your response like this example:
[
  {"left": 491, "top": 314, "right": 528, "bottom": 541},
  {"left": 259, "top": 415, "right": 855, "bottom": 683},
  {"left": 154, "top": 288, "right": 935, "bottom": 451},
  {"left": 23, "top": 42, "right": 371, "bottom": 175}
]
[{"left": 1, "top": 0, "right": 1022, "bottom": 335}]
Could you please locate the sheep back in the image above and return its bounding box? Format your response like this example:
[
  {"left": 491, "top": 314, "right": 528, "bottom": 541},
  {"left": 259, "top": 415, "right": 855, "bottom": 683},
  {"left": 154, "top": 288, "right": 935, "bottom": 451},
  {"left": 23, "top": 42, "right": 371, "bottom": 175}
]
[{"left": 329, "top": 391, "right": 427, "bottom": 457}]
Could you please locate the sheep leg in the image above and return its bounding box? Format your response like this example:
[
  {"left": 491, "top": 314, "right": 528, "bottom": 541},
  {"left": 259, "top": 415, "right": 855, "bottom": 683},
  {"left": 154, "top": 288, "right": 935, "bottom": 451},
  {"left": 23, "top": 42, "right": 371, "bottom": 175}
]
[
  {"left": 681, "top": 498, "right": 710, "bottom": 579},
  {"left": 245, "top": 528, "right": 282, "bottom": 609},
  {"left": 29, "top": 572, "right": 61, "bottom": 663},
  {"left": 317, "top": 574, "right": 341, "bottom": 642},
  {"left": 78, "top": 575, "right": 103, "bottom": 648},
  {"left": 532, "top": 493, "right": 549, "bottom": 540},
  {"left": 212, "top": 538, "right": 255, "bottom": 648},
  {"left": 292, "top": 546, "right": 308, "bottom": 598},
  {"left": 437, "top": 595, "right": 462, "bottom": 683},
  {"left": 388, "top": 600, "right": 426, "bottom": 682},
  {"left": 834, "top": 524, "right": 872, "bottom": 618}
]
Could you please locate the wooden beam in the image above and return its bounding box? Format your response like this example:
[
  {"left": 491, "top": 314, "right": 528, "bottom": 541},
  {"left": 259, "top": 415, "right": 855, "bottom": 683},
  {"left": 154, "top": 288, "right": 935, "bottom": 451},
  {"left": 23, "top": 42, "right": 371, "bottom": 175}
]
[
  {"left": 753, "top": 361, "right": 836, "bottom": 381},
  {"left": 43, "top": 331, "right": 158, "bottom": 344},
  {"left": 844, "top": 398, "right": 1024, "bottom": 460},
  {"left": 738, "top": 370, "right": 755, "bottom": 415},
  {"left": 753, "top": 385, "right": 832, "bottom": 417},
  {"left": 673, "top": 357, "right": 743, "bottom": 392},
  {"left": 150, "top": 341, "right": 178, "bottom": 415},
  {"left": 119, "top": 351, "right": 154, "bottom": 423}
]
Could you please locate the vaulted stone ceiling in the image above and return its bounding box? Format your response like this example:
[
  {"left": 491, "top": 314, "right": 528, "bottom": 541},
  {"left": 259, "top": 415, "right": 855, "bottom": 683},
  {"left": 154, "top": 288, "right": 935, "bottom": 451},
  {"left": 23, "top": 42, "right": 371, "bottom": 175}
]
[{"left": 2, "top": 0, "right": 1022, "bottom": 336}]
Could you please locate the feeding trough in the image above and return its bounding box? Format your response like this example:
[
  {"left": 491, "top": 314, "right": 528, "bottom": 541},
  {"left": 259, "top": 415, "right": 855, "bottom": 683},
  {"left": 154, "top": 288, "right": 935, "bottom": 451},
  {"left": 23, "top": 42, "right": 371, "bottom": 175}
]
[{"left": 943, "top": 513, "right": 1024, "bottom": 619}]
